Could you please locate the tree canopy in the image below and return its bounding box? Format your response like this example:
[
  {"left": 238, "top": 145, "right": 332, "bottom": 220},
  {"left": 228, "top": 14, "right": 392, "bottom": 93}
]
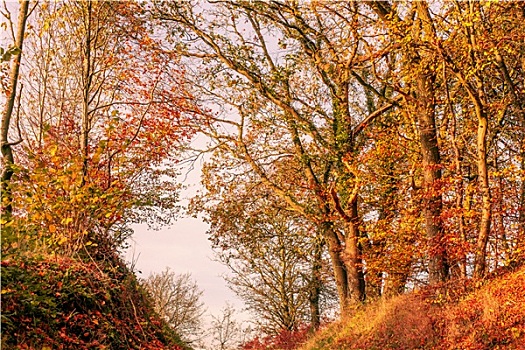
[{"left": 1, "top": 0, "right": 524, "bottom": 348}]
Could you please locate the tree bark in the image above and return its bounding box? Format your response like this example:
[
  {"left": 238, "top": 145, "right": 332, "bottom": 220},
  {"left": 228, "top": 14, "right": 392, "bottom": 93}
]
[
  {"left": 80, "top": 1, "right": 93, "bottom": 185},
  {"left": 369, "top": 0, "right": 449, "bottom": 283},
  {"left": 473, "top": 105, "right": 491, "bottom": 278},
  {"left": 462, "top": 1, "right": 492, "bottom": 278},
  {"left": 416, "top": 71, "right": 448, "bottom": 283},
  {"left": 518, "top": 151, "right": 525, "bottom": 262},
  {"left": 343, "top": 198, "right": 366, "bottom": 302},
  {"left": 308, "top": 239, "right": 322, "bottom": 332},
  {"left": 1, "top": 0, "right": 30, "bottom": 220},
  {"left": 321, "top": 222, "right": 350, "bottom": 313}
]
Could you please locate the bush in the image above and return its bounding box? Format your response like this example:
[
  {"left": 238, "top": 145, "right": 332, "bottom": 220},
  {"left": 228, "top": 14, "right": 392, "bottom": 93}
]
[{"left": 242, "top": 325, "right": 311, "bottom": 350}]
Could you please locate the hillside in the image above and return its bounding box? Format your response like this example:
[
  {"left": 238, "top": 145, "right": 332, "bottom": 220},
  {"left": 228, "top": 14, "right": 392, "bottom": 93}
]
[
  {"left": 301, "top": 266, "right": 525, "bottom": 350},
  {"left": 1, "top": 254, "right": 191, "bottom": 350}
]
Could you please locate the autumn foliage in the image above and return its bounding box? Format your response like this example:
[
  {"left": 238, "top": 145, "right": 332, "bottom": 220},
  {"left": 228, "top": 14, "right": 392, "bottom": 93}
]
[
  {"left": 2, "top": 0, "right": 525, "bottom": 348},
  {"left": 241, "top": 325, "right": 311, "bottom": 350},
  {"left": 2, "top": 0, "right": 197, "bottom": 256},
  {"left": 0, "top": 255, "right": 188, "bottom": 350},
  {"left": 301, "top": 264, "right": 525, "bottom": 350},
  {"left": 158, "top": 0, "right": 525, "bottom": 324},
  {"left": 1, "top": 1, "right": 196, "bottom": 348}
]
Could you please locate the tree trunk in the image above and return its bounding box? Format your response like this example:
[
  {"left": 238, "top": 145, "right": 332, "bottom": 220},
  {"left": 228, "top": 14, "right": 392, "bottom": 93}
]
[
  {"left": 473, "top": 107, "right": 491, "bottom": 278},
  {"left": 464, "top": 2, "right": 492, "bottom": 278},
  {"left": 416, "top": 71, "right": 448, "bottom": 284},
  {"left": 1, "top": 0, "right": 30, "bottom": 220},
  {"left": 369, "top": 0, "right": 449, "bottom": 284},
  {"left": 517, "top": 150, "right": 525, "bottom": 262},
  {"left": 308, "top": 239, "right": 322, "bottom": 332},
  {"left": 80, "top": 1, "right": 93, "bottom": 185},
  {"left": 321, "top": 222, "right": 349, "bottom": 313},
  {"left": 343, "top": 198, "right": 366, "bottom": 302}
]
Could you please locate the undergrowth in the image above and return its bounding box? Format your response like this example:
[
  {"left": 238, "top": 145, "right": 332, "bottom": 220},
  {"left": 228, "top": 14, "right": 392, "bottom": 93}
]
[
  {"left": 1, "top": 253, "right": 190, "bottom": 350},
  {"left": 300, "top": 265, "right": 525, "bottom": 350}
]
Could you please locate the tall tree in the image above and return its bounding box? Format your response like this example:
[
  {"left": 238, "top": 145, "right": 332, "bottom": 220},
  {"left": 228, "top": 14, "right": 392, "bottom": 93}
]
[
  {"left": 152, "top": 0, "right": 524, "bottom": 318},
  {"left": 367, "top": 0, "right": 449, "bottom": 284},
  {"left": 154, "top": 0, "right": 403, "bottom": 311},
  {"left": 1, "top": 0, "right": 30, "bottom": 221},
  {"left": 192, "top": 170, "right": 336, "bottom": 333},
  {"left": 4, "top": 1, "right": 197, "bottom": 255}
]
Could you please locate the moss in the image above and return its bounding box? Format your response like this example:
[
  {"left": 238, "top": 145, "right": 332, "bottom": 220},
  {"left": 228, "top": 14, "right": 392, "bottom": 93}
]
[{"left": 1, "top": 254, "right": 191, "bottom": 350}]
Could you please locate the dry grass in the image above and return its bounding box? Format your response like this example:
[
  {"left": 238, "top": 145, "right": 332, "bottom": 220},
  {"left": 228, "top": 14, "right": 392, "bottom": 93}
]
[
  {"left": 441, "top": 267, "right": 525, "bottom": 350},
  {"left": 301, "top": 266, "right": 525, "bottom": 350},
  {"left": 301, "top": 294, "right": 437, "bottom": 350}
]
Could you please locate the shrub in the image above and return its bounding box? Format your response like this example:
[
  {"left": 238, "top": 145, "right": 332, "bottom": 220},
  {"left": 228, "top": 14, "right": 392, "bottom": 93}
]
[{"left": 242, "top": 325, "right": 311, "bottom": 350}]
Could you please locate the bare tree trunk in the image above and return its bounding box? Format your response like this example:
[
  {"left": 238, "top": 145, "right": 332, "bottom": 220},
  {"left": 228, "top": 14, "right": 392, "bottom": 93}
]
[
  {"left": 322, "top": 222, "right": 349, "bottom": 313},
  {"left": 343, "top": 198, "right": 366, "bottom": 302},
  {"left": 80, "top": 1, "right": 93, "bottom": 185},
  {"left": 308, "top": 238, "right": 322, "bottom": 332},
  {"left": 1, "top": 0, "right": 30, "bottom": 220}
]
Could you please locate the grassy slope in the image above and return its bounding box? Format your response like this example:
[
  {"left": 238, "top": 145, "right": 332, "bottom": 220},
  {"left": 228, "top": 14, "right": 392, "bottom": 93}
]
[
  {"left": 301, "top": 266, "right": 525, "bottom": 350},
  {"left": 1, "top": 254, "right": 191, "bottom": 350}
]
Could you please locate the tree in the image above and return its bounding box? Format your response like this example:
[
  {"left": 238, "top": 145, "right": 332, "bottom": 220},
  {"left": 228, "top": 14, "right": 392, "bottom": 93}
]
[
  {"left": 3, "top": 1, "right": 197, "bottom": 256},
  {"left": 365, "top": 0, "right": 450, "bottom": 284},
  {"left": 209, "top": 303, "right": 246, "bottom": 350},
  {"left": 142, "top": 268, "right": 206, "bottom": 345},
  {"left": 1, "top": 0, "right": 30, "bottom": 222},
  {"left": 431, "top": 0, "right": 525, "bottom": 277},
  {"left": 193, "top": 175, "right": 336, "bottom": 333},
  {"left": 364, "top": 0, "right": 525, "bottom": 280},
  {"left": 190, "top": 144, "right": 339, "bottom": 332},
  {"left": 153, "top": 0, "right": 405, "bottom": 311},
  {"left": 158, "top": 0, "right": 525, "bottom": 309}
]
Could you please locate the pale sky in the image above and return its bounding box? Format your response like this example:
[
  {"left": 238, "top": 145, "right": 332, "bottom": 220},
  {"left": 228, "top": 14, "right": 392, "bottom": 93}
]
[
  {"left": 123, "top": 157, "right": 251, "bottom": 339},
  {"left": 125, "top": 219, "right": 240, "bottom": 318}
]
